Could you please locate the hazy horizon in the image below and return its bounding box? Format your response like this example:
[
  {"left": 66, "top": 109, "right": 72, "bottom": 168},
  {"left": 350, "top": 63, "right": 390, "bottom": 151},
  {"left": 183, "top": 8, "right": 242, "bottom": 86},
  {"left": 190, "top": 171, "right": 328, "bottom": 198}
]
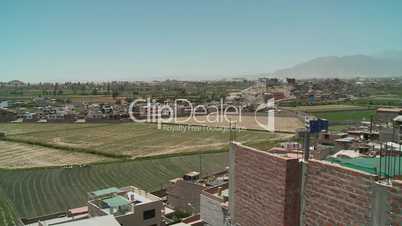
[{"left": 2, "top": 0, "right": 402, "bottom": 82}]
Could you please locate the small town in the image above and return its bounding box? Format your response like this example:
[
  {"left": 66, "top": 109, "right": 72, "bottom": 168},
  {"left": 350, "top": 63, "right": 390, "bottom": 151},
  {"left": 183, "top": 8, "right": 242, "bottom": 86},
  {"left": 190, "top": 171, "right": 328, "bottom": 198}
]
[{"left": 1, "top": 77, "right": 401, "bottom": 124}]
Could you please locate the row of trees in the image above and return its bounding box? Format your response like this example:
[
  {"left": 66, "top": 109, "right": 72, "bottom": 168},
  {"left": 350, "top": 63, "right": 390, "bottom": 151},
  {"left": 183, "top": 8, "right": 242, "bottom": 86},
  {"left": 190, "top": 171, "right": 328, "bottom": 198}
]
[{"left": 1, "top": 80, "right": 253, "bottom": 103}]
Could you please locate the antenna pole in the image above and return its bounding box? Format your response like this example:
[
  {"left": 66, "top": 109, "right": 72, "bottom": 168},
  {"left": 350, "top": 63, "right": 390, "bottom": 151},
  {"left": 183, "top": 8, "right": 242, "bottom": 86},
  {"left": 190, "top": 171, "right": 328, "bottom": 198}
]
[{"left": 199, "top": 153, "right": 202, "bottom": 177}]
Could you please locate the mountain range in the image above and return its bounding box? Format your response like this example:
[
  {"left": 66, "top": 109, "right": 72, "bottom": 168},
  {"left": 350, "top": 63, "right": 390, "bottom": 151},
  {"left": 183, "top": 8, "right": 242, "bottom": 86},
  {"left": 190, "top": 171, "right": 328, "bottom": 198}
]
[{"left": 274, "top": 50, "right": 402, "bottom": 78}]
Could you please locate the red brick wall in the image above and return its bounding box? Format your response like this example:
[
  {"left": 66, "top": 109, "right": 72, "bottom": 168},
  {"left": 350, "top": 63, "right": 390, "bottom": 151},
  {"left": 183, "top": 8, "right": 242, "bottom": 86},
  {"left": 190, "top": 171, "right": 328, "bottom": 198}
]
[
  {"left": 388, "top": 180, "right": 402, "bottom": 226},
  {"left": 232, "top": 144, "right": 301, "bottom": 226},
  {"left": 303, "top": 160, "right": 377, "bottom": 226}
]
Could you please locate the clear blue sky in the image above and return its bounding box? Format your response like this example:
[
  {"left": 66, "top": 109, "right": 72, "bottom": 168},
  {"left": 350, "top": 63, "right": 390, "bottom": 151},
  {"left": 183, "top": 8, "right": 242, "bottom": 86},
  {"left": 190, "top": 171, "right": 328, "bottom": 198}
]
[{"left": 1, "top": 0, "right": 402, "bottom": 82}]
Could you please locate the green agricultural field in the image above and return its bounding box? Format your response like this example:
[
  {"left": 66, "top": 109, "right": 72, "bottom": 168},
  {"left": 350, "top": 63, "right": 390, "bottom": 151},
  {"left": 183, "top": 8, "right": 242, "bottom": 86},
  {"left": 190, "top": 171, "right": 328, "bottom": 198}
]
[
  {"left": 314, "top": 110, "right": 375, "bottom": 122},
  {"left": 1, "top": 123, "right": 279, "bottom": 160},
  {"left": 349, "top": 97, "right": 402, "bottom": 107},
  {"left": 328, "top": 125, "right": 350, "bottom": 132},
  {"left": 0, "top": 122, "right": 282, "bottom": 224},
  {"left": 282, "top": 104, "right": 368, "bottom": 113},
  {"left": 0, "top": 188, "right": 20, "bottom": 226},
  {"left": 0, "top": 152, "right": 228, "bottom": 219}
]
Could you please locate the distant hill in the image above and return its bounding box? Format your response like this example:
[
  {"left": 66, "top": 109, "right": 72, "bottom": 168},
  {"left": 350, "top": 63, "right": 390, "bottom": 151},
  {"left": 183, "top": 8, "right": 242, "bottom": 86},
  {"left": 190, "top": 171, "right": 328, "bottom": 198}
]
[{"left": 274, "top": 51, "right": 402, "bottom": 78}]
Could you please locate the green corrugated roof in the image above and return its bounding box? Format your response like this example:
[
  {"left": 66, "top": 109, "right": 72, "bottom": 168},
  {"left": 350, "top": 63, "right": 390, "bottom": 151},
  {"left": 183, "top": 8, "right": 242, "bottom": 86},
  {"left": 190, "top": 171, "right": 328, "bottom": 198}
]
[
  {"left": 102, "top": 196, "right": 130, "bottom": 208},
  {"left": 327, "top": 156, "right": 402, "bottom": 177},
  {"left": 91, "top": 187, "right": 121, "bottom": 197}
]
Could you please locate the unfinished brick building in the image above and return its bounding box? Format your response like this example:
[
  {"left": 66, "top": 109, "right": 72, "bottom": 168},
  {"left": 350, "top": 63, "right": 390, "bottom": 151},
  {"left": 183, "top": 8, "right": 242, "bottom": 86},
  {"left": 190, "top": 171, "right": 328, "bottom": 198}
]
[
  {"left": 302, "top": 160, "right": 402, "bottom": 226},
  {"left": 166, "top": 172, "right": 205, "bottom": 214},
  {"left": 228, "top": 143, "right": 301, "bottom": 226},
  {"left": 302, "top": 160, "right": 376, "bottom": 225},
  {"left": 229, "top": 142, "right": 402, "bottom": 226}
]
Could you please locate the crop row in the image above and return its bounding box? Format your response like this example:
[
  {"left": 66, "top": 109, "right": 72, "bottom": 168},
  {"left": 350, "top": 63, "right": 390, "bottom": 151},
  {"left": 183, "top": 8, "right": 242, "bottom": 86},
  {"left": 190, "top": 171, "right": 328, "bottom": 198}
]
[{"left": 0, "top": 152, "right": 228, "bottom": 219}]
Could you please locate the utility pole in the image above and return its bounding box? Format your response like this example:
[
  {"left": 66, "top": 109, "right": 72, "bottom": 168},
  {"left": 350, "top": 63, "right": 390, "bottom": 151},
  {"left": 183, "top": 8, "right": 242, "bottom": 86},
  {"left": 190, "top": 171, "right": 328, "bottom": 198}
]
[
  {"left": 230, "top": 121, "right": 232, "bottom": 142},
  {"left": 303, "top": 130, "right": 310, "bottom": 161},
  {"left": 370, "top": 115, "right": 373, "bottom": 135},
  {"left": 199, "top": 153, "right": 202, "bottom": 177}
]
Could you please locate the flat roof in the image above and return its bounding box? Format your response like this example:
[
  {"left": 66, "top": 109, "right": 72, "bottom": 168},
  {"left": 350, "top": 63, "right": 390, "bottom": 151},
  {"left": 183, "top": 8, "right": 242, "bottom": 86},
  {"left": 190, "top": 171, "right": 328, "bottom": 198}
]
[
  {"left": 90, "top": 186, "right": 158, "bottom": 213},
  {"left": 394, "top": 115, "right": 402, "bottom": 122},
  {"left": 102, "top": 196, "right": 130, "bottom": 208},
  {"left": 26, "top": 215, "right": 120, "bottom": 226},
  {"left": 52, "top": 216, "right": 120, "bottom": 226},
  {"left": 335, "top": 137, "right": 354, "bottom": 143},
  {"left": 185, "top": 171, "right": 200, "bottom": 177},
  {"left": 327, "top": 156, "right": 402, "bottom": 177},
  {"left": 171, "top": 223, "right": 191, "bottom": 226},
  {"left": 68, "top": 206, "right": 88, "bottom": 215},
  {"left": 90, "top": 187, "right": 121, "bottom": 197}
]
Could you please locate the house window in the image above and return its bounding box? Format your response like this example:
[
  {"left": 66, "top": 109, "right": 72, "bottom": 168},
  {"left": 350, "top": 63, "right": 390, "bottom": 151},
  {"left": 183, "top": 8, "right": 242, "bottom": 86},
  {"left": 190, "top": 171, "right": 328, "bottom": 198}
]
[{"left": 143, "top": 209, "right": 156, "bottom": 220}]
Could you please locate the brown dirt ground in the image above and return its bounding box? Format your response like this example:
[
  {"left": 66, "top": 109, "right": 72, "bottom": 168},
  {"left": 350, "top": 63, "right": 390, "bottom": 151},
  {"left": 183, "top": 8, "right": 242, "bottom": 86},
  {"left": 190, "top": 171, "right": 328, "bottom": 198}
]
[
  {"left": 174, "top": 115, "right": 303, "bottom": 133},
  {"left": 0, "top": 140, "right": 112, "bottom": 169}
]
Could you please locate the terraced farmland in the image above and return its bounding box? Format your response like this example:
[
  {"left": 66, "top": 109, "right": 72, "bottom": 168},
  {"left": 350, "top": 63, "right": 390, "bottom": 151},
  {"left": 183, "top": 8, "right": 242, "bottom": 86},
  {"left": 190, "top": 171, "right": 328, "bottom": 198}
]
[
  {"left": 2, "top": 123, "right": 278, "bottom": 159},
  {"left": 0, "top": 141, "right": 112, "bottom": 169},
  {"left": 0, "top": 152, "right": 228, "bottom": 219}
]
